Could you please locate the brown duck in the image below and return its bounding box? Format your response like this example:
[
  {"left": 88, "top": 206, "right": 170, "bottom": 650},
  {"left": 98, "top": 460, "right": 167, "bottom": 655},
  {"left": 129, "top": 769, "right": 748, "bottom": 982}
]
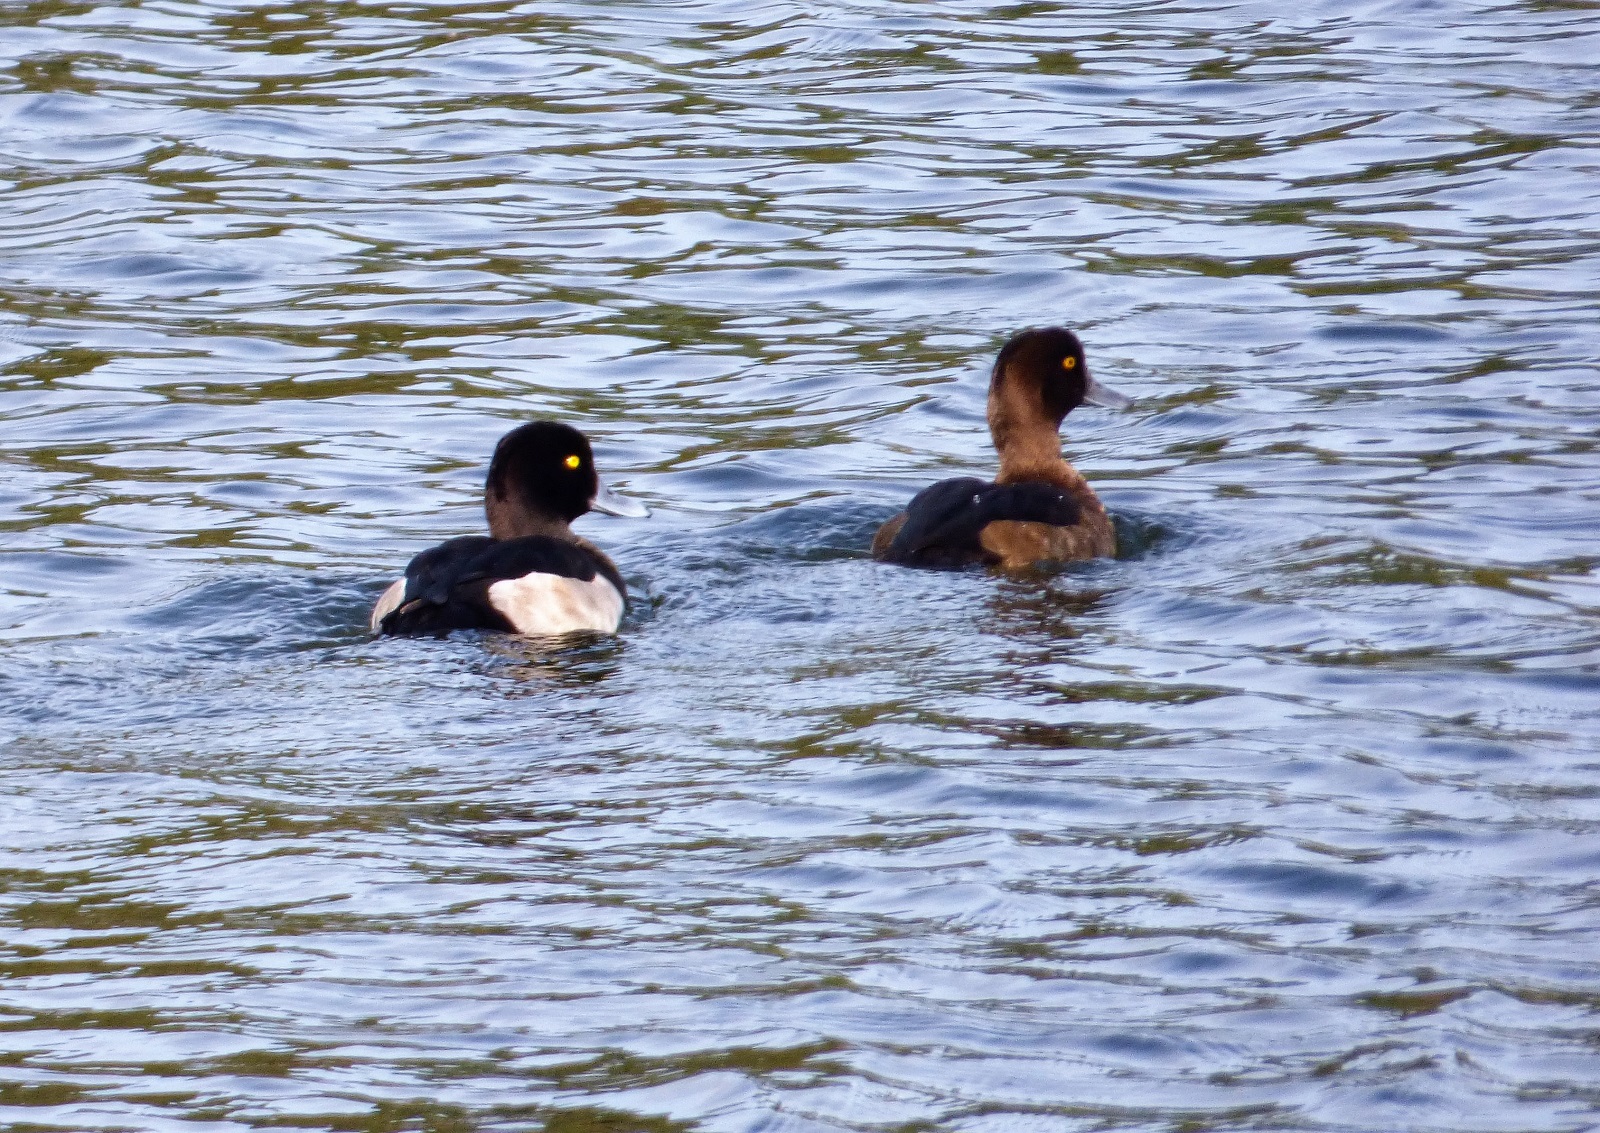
[{"left": 872, "top": 327, "right": 1132, "bottom": 569}]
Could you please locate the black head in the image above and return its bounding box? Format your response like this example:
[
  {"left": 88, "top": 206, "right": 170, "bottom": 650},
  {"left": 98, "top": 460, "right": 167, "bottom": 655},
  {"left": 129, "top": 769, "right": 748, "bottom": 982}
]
[{"left": 485, "top": 421, "right": 602, "bottom": 533}]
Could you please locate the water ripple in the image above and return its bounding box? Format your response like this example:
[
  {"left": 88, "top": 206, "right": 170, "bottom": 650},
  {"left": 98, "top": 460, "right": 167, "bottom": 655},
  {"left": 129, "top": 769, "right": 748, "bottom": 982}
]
[{"left": 3, "top": 0, "right": 1600, "bottom": 1130}]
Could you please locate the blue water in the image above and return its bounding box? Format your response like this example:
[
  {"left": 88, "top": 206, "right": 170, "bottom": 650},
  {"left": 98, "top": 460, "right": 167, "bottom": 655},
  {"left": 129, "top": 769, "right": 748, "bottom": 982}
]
[{"left": 3, "top": 1, "right": 1599, "bottom": 1130}]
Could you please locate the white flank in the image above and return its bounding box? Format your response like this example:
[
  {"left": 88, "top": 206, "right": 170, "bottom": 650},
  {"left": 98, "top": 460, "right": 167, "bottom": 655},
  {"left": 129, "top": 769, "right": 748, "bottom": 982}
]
[
  {"left": 369, "top": 578, "right": 406, "bottom": 632},
  {"left": 487, "top": 572, "right": 625, "bottom": 636}
]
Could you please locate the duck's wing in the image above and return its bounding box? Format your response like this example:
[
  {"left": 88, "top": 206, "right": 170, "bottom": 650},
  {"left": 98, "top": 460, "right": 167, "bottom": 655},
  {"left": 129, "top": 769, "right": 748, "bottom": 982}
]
[
  {"left": 878, "top": 477, "right": 1080, "bottom": 568},
  {"left": 376, "top": 535, "right": 613, "bottom": 635}
]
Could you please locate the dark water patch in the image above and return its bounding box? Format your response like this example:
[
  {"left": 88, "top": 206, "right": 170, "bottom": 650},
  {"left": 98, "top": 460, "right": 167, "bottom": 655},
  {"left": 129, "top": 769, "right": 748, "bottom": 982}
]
[
  {"left": 76, "top": 255, "right": 261, "bottom": 289},
  {"left": 1358, "top": 985, "right": 1475, "bottom": 1019},
  {"left": 686, "top": 497, "right": 890, "bottom": 565},
  {"left": 129, "top": 571, "right": 378, "bottom": 653},
  {"left": 1111, "top": 508, "right": 1191, "bottom": 561},
  {"left": 1199, "top": 862, "right": 1423, "bottom": 909}
]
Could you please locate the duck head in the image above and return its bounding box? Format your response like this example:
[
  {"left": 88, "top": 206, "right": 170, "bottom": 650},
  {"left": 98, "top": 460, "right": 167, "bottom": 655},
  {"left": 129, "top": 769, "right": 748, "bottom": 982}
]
[
  {"left": 485, "top": 421, "right": 648, "bottom": 539},
  {"left": 986, "top": 327, "right": 1131, "bottom": 481}
]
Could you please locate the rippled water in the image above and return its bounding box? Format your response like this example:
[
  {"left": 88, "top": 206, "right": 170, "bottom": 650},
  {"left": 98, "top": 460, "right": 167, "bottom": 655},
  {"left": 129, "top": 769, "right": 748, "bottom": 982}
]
[{"left": 4, "top": 1, "right": 1600, "bottom": 1129}]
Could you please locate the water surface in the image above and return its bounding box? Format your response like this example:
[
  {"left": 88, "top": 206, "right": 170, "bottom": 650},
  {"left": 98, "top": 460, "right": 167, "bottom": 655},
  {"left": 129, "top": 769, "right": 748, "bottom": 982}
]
[{"left": 3, "top": 1, "right": 1600, "bottom": 1130}]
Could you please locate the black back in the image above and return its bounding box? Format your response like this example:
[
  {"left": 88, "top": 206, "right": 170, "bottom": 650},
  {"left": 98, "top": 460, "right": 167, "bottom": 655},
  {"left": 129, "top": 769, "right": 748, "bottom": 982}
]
[
  {"left": 376, "top": 534, "right": 626, "bottom": 636},
  {"left": 881, "top": 477, "right": 1081, "bottom": 568}
]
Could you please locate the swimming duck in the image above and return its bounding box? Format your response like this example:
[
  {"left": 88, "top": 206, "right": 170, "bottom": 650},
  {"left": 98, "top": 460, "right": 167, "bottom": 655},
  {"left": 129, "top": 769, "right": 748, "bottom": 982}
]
[
  {"left": 371, "top": 421, "right": 648, "bottom": 637},
  {"left": 872, "top": 327, "right": 1132, "bottom": 569}
]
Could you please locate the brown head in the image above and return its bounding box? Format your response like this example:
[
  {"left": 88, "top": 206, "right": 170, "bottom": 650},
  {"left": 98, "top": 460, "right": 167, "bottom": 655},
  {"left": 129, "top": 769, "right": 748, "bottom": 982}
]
[{"left": 986, "top": 327, "right": 1130, "bottom": 484}]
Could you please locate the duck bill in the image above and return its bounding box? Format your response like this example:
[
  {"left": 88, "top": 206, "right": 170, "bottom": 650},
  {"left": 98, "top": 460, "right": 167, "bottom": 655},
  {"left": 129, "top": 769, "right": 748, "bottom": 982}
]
[
  {"left": 1083, "top": 374, "right": 1133, "bottom": 411},
  {"left": 590, "top": 477, "right": 650, "bottom": 518}
]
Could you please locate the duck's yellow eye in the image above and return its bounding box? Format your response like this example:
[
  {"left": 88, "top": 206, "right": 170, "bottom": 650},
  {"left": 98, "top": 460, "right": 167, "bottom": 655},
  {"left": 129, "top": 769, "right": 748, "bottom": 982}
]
[
  {"left": 564, "top": 454, "right": 581, "bottom": 470},
  {"left": 1061, "top": 356, "right": 1077, "bottom": 370}
]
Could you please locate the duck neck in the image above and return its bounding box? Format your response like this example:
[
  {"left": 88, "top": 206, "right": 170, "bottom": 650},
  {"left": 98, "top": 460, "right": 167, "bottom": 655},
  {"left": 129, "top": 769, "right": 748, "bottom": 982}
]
[
  {"left": 989, "top": 415, "right": 1104, "bottom": 515},
  {"left": 485, "top": 486, "right": 575, "bottom": 541}
]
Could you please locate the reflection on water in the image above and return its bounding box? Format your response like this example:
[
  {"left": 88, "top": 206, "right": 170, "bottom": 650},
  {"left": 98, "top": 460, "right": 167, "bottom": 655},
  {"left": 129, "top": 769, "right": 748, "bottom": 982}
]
[{"left": 3, "top": 0, "right": 1600, "bottom": 1130}]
